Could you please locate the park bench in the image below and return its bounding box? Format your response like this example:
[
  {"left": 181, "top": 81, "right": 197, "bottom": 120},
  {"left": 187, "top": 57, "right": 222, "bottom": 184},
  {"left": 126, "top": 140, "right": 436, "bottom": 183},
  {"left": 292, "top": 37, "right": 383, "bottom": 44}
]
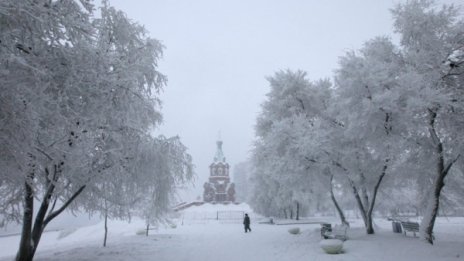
[
  {"left": 400, "top": 221, "right": 419, "bottom": 237},
  {"left": 321, "top": 224, "right": 348, "bottom": 241}
]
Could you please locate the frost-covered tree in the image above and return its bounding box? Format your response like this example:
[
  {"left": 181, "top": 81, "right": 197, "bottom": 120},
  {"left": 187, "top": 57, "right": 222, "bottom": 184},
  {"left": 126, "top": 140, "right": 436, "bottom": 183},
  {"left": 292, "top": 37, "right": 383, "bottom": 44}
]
[
  {"left": 0, "top": 1, "right": 192, "bottom": 260},
  {"left": 133, "top": 136, "right": 193, "bottom": 235},
  {"left": 391, "top": 0, "right": 464, "bottom": 244},
  {"left": 251, "top": 70, "right": 338, "bottom": 220},
  {"left": 331, "top": 36, "right": 411, "bottom": 234},
  {"left": 249, "top": 0, "right": 463, "bottom": 243},
  {"left": 78, "top": 134, "right": 147, "bottom": 247}
]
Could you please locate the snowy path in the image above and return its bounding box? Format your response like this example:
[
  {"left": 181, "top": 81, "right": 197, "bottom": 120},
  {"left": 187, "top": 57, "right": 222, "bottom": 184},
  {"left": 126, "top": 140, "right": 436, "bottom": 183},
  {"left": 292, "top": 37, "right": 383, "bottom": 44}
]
[
  {"left": 32, "top": 222, "right": 317, "bottom": 261},
  {"left": 2, "top": 218, "right": 464, "bottom": 260}
]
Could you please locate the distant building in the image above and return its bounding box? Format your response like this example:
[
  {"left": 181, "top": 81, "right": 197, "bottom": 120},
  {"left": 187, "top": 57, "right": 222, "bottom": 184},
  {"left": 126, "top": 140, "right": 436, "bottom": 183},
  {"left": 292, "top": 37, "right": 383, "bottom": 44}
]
[{"left": 203, "top": 140, "right": 235, "bottom": 203}]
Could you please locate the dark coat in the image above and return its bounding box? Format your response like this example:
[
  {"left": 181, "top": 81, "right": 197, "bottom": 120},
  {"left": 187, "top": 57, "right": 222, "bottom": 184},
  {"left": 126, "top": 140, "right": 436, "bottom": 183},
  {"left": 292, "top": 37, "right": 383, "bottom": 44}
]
[{"left": 243, "top": 216, "right": 250, "bottom": 225}]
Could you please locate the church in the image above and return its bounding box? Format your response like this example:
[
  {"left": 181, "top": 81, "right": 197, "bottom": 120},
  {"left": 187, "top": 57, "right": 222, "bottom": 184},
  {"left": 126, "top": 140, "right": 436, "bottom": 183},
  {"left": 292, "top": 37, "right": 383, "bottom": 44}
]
[
  {"left": 203, "top": 140, "right": 235, "bottom": 203},
  {"left": 173, "top": 139, "right": 237, "bottom": 212}
]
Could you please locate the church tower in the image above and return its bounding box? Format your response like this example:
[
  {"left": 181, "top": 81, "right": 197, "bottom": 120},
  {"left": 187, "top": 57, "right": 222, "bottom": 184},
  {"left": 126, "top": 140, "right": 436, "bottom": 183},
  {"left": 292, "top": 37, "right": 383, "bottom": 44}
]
[{"left": 203, "top": 140, "right": 235, "bottom": 202}]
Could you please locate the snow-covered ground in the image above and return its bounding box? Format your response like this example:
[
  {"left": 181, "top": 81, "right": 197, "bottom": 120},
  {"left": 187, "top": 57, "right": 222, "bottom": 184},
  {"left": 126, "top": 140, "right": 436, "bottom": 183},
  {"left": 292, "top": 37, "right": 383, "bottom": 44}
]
[{"left": 1, "top": 208, "right": 463, "bottom": 260}]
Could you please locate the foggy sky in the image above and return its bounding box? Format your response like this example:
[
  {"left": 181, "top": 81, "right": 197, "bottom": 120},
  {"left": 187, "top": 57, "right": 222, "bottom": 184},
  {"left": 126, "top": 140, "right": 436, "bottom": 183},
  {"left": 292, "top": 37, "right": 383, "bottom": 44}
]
[{"left": 108, "top": 0, "right": 461, "bottom": 201}]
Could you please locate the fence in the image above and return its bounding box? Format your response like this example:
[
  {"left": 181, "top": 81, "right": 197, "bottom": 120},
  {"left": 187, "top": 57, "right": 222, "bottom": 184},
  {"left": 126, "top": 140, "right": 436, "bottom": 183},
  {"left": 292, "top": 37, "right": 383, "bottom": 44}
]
[
  {"left": 217, "top": 211, "right": 245, "bottom": 220},
  {"left": 182, "top": 210, "right": 245, "bottom": 221}
]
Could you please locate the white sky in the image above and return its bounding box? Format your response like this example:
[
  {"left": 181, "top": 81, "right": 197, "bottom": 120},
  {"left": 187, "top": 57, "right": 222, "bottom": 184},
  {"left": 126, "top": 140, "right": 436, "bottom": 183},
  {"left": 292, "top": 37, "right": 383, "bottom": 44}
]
[{"left": 108, "top": 0, "right": 461, "bottom": 201}]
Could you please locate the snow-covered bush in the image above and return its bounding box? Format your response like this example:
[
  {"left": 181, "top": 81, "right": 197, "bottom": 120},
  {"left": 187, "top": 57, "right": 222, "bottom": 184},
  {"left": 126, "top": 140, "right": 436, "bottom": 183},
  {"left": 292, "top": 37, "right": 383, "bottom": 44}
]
[
  {"left": 58, "top": 228, "right": 78, "bottom": 239},
  {"left": 136, "top": 229, "right": 147, "bottom": 236},
  {"left": 319, "top": 239, "right": 343, "bottom": 254},
  {"left": 288, "top": 227, "right": 300, "bottom": 235}
]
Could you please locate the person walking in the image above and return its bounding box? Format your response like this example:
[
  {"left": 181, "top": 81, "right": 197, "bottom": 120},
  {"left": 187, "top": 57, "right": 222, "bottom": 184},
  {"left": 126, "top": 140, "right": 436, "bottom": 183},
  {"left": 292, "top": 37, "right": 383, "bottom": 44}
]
[{"left": 243, "top": 213, "right": 251, "bottom": 233}]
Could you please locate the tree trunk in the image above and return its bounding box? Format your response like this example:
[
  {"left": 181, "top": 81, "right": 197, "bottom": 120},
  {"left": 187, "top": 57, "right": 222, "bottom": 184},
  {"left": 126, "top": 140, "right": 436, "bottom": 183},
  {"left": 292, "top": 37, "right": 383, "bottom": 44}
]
[
  {"left": 359, "top": 172, "right": 370, "bottom": 211},
  {"left": 364, "top": 112, "right": 392, "bottom": 234},
  {"left": 421, "top": 152, "right": 445, "bottom": 244},
  {"left": 333, "top": 161, "right": 368, "bottom": 227},
  {"left": 18, "top": 189, "right": 51, "bottom": 260},
  {"left": 365, "top": 217, "right": 375, "bottom": 234},
  {"left": 295, "top": 201, "right": 300, "bottom": 221},
  {"left": 348, "top": 178, "right": 368, "bottom": 227},
  {"left": 103, "top": 189, "right": 109, "bottom": 247},
  {"left": 16, "top": 172, "right": 85, "bottom": 261},
  {"left": 146, "top": 223, "right": 149, "bottom": 237},
  {"left": 283, "top": 209, "right": 287, "bottom": 219},
  {"left": 420, "top": 109, "right": 460, "bottom": 244},
  {"left": 16, "top": 180, "right": 34, "bottom": 261},
  {"left": 329, "top": 175, "right": 349, "bottom": 227},
  {"left": 30, "top": 166, "right": 59, "bottom": 258},
  {"left": 290, "top": 208, "right": 293, "bottom": 219},
  {"left": 365, "top": 159, "right": 389, "bottom": 234},
  {"left": 103, "top": 211, "right": 108, "bottom": 247}
]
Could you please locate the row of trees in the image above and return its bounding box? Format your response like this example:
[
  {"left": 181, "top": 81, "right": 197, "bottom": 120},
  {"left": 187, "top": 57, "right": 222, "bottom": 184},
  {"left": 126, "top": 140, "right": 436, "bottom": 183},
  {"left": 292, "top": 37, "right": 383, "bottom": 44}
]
[
  {"left": 0, "top": 1, "right": 193, "bottom": 260},
  {"left": 250, "top": 0, "right": 463, "bottom": 244}
]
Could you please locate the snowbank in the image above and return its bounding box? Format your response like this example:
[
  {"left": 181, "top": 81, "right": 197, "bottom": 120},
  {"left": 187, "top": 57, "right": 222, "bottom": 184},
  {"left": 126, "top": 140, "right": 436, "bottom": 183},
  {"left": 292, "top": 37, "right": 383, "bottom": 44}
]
[{"left": 1, "top": 217, "right": 463, "bottom": 260}]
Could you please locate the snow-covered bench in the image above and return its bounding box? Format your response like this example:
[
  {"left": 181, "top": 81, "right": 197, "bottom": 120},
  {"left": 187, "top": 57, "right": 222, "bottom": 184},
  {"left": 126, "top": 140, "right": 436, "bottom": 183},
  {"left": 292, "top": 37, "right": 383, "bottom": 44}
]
[
  {"left": 400, "top": 221, "right": 419, "bottom": 237},
  {"left": 321, "top": 224, "right": 348, "bottom": 241}
]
